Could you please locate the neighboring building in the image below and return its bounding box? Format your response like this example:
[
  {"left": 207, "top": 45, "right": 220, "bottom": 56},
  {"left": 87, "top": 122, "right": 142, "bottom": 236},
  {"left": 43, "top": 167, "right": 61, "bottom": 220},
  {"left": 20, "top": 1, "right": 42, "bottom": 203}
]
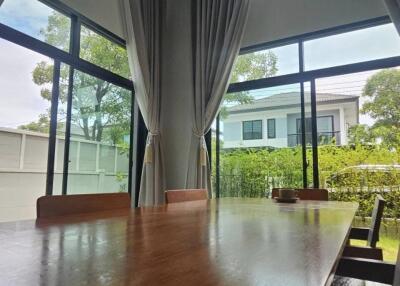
[{"left": 222, "top": 92, "right": 359, "bottom": 149}]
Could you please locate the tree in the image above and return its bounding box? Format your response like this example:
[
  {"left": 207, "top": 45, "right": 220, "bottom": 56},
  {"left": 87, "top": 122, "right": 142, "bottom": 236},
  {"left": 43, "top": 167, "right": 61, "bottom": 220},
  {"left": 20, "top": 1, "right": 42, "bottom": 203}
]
[
  {"left": 19, "top": 114, "right": 51, "bottom": 133},
  {"left": 347, "top": 124, "right": 376, "bottom": 146},
  {"left": 221, "top": 51, "right": 278, "bottom": 118},
  {"left": 20, "top": 12, "right": 131, "bottom": 144},
  {"left": 361, "top": 69, "right": 400, "bottom": 148}
]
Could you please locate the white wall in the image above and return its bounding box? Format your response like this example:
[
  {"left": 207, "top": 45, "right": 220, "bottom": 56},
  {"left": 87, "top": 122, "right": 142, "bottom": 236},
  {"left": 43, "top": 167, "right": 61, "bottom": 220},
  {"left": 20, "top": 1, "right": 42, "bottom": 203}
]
[
  {"left": 161, "top": 0, "right": 194, "bottom": 189},
  {"left": 0, "top": 128, "right": 129, "bottom": 222},
  {"left": 60, "top": 0, "right": 125, "bottom": 38},
  {"left": 242, "top": 0, "right": 388, "bottom": 47}
]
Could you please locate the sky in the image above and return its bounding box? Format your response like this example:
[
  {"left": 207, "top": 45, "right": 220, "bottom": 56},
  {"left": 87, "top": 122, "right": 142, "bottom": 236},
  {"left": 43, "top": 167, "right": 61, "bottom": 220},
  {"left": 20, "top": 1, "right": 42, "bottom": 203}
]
[
  {"left": 0, "top": 0, "right": 58, "bottom": 128},
  {"left": 1, "top": 2, "right": 400, "bottom": 130}
]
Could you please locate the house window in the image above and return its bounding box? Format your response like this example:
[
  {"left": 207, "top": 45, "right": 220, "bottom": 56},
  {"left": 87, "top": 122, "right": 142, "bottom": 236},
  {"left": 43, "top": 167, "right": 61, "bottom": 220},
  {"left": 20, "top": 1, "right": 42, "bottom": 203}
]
[
  {"left": 243, "top": 120, "right": 262, "bottom": 140},
  {"left": 267, "top": 119, "right": 276, "bottom": 139},
  {"left": 296, "top": 116, "right": 334, "bottom": 145}
]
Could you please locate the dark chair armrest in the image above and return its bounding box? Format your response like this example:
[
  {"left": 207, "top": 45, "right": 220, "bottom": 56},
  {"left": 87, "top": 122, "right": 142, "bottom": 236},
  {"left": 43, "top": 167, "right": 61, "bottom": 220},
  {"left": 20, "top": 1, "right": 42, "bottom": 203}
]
[
  {"left": 349, "top": 227, "right": 370, "bottom": 240},
  {"left": 336, "top": 256, "right": 395, "bottom": 285},
  {"left": 342, "top": 246, "right": 383, "bottom": 260}
]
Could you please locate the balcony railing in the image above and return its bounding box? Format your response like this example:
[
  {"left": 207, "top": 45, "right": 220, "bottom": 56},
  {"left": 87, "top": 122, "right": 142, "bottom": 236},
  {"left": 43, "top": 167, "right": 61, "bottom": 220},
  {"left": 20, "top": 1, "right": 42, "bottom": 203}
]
[{"left": 287, "top": 131, "right": 340, "bottom": 147}]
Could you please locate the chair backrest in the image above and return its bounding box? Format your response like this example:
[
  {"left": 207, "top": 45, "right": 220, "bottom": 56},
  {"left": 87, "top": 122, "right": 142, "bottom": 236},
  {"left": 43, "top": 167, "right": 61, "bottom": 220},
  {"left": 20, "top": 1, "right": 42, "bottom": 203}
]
[
  {"left": 37, "top": 193, "right": 131, "bottom": 219},
  {"left": 367, "top": 194, "right": 385, "bottom": 248},
  {"left": 165, "top": 189, "right": 208, "bottom": 204},
  {"left": 271, "top": 188, "right": 329, "bottom": 201}
]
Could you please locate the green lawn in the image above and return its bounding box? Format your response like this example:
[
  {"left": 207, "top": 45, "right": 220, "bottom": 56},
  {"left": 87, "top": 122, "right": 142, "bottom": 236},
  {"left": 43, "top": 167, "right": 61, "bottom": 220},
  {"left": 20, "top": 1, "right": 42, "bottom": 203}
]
[{"left": 351, "top": 235, "right": 399, "bottom": 262}]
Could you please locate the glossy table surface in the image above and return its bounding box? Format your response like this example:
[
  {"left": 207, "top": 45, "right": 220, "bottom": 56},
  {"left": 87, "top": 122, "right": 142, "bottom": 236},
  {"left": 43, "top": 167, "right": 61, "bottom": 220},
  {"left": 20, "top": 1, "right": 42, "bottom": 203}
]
[{"left": 0, "top": 198, "right": 358, "bottom": 286}]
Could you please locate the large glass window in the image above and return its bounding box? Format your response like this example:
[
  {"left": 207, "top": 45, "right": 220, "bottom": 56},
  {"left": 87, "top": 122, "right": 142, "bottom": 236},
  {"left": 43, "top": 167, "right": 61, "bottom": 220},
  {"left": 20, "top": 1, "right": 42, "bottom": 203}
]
[
  {"left": 315, "top": 68, "right": 400, "bottom": 262},
  {"left": 216, "top": 18, "right": 400, "bottom": 261},
  {"left": 0, "top": 0, "right": 134, "bottom": 220},
  {"left": 218, "top": 84, "right": 304, "bottom": 198},
  {"left": 304, "top": 23, "right": 400, "bottom": 71},
  {"left": 0, "top": 0, "right": 71, "bottom": 51},
  {"left": 243, "top": 120, "right": 262, "bottom": 140},
  {"left": 231, "top": 43, "right": 299, "bottom": 83},
  {"left": 66, "top": 70, "right": 132, "bottom": 194},
  {"left": 0, "top": 39, "right": 53, "bottom": 222},
  {"left": 80, "top": 25, "right": 131, "bottom": 79}
]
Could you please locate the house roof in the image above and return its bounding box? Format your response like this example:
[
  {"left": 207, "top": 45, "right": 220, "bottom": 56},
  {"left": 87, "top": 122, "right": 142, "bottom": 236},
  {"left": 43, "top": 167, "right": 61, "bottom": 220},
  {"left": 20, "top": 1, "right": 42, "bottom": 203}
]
[{"left": 227, "top": 92, "right": 359, "bottom": 113}]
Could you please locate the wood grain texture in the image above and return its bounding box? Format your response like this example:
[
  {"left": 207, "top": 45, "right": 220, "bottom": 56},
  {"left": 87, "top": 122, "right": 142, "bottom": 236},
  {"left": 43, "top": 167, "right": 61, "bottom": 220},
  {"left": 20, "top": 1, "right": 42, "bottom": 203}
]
[
  {"left": 0, "top": 198, "right": 358, "bottom": 286},
  {"left": 272, "top": 188, "right": 329, "bottom": 201},
  {"left": 36, "top": 193, "right": 131, "bottom": 218},
  {"left": 165, "top": 189, "right": 208, "bottom": 203}
]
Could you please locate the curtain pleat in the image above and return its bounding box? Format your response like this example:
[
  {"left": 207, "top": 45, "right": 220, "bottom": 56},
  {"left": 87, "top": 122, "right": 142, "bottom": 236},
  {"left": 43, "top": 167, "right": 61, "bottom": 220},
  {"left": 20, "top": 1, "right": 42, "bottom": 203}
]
[
  {"left": 122, "top": 0, "right": 165, "bottom": 206},
  {"left": 186, "top": 0, "right": 250, "bottom": 192}
]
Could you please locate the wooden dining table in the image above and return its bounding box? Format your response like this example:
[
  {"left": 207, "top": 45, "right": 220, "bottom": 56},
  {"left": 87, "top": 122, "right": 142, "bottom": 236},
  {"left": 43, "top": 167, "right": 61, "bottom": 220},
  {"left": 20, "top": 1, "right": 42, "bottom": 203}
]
[{"left": 0, "top": 198, "right": 358, "bottom": 286}]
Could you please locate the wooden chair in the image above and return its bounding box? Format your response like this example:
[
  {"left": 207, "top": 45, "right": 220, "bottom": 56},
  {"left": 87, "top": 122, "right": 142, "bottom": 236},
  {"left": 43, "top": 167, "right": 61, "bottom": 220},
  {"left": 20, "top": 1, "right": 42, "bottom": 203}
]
[
  {"left": 333, "top": 245, "right": 400, "bottom": 286},
  {"left": 343, "top": 195, "right": 385, "bottom": 260},
  {"left": 271, "top": 188, "right": 329, "bottom": 201},
  {"left": 165, "top": 189, "right": 208, "bottom": 204},
  {"left": 37, "top": 193, "right": 131, "bottom": 219}
]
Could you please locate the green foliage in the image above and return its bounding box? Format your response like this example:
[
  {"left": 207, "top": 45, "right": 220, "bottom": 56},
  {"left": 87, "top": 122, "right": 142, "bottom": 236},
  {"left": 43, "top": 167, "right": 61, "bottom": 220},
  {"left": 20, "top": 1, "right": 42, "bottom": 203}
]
[
  {"left": 230, "top": 51, "right": 278, "bottom": 83},
  {"left": 116, "top": 172, "right": 128, "bottom": 193},
  {"left": 361, "top": 69, "right": 400, "bottom": 148},
  {"left": 215, "top": 144, "right": 400, "bottom": 218},
  {"left": 348, "top": 124, "right": 376, "bottom": 145},
  {"left": 19, "top": 114, "right": 51, "bottom": 133},
  {"left": 80, "top": 26, "right": 130, "bottom": 79},
  {"left": 220, "top": 51, "right": 278, "bottom": 119},
  {"left": 21, "top": 12, "right": 131, "bottom": 144}
]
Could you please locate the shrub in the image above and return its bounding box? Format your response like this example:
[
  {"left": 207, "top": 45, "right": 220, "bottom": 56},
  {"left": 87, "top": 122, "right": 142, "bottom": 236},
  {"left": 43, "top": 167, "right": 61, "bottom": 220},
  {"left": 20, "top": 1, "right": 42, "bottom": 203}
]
[{"left": 214, "top": 144, "right": 400, "bottom": 218}]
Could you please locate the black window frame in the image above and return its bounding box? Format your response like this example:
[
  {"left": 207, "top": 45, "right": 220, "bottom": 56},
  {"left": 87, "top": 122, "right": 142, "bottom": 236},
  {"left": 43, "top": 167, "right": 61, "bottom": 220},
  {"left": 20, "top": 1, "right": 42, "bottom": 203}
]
[
  {"left": 0, "top": 0, "right": 144, "bottom": 206},
  {"left": 267, "top": 119, "right": 276, "bottom": 139},
  {"left": 242, "top": 120, "right": 263, "bottom": 140},
  {"left": 215, "top": 15, "right": 400, "bottom": 197}
]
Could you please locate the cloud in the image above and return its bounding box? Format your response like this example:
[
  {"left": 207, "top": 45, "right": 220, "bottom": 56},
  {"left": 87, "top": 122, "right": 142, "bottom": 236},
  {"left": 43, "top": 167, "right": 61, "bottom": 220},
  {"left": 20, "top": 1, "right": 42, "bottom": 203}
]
[
  {"left": 0, "top": 39, "right": 52, "bottom": 128},
  {"left": 0, "top": 0, "right": 54, "bottom": 39}
]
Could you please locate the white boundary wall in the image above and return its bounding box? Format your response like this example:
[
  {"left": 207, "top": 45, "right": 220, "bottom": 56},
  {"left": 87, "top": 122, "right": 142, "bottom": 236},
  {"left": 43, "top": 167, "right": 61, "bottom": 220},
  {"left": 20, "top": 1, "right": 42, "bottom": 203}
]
[{"left": 0, "top": 127, "right": 129, "bottom": 222}]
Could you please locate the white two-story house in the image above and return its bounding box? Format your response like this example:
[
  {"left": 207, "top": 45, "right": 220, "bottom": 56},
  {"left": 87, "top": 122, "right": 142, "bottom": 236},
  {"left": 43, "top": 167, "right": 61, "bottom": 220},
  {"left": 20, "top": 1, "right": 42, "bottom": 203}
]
[{"left": 222, "top": 92, "right": 359, "bottom": 149}]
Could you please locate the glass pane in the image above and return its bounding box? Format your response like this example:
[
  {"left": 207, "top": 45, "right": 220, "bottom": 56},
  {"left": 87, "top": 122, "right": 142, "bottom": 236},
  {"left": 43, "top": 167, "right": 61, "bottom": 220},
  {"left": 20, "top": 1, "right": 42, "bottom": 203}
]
[
  {"left": 80, "top": 25, "right": 131, "bottom": 79},
  {"left": 253, "top": 120, "right": 262, "bottom": 139},
  {"left": 304, "top": 23, "right": 400, "bottom": 71},
  {"left": 316, "top": 68, "right": 400, "bottom": 262},
  {"left": 0, "top": 38, "right": 53, "bottom": 222},
  {"left": 303, "top": 82, "right": 314, "bottom": 187},
  {"left": 53, "top": 63, "right": 70, "bottom": 195},
  {"left": 0, "top": 0, "right": 71, "bottom": 51},
  {"left": 231, "top": 43, "right": 299, "bottom": 83},
  {"left": 267, "top": 119, "right": 275, "bottom": 138},
  {"left": 219, "top": 84, "right": 304, "bottom": 198},
  {"left": 66, "top": 70, "right": 132, "bottom": 194}
]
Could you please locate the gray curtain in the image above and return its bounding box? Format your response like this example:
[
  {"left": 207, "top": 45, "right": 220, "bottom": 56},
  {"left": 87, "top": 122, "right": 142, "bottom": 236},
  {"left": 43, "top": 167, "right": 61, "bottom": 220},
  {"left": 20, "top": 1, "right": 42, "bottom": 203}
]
[
  {"left": 384, "top": 0, "right": 400, "bottom": 34},
  {"left": 186, "top": 0, "right": 250, "bottom": 191},
  {"left": 122, "top": 0, "right": 165, "bottom": 206}
]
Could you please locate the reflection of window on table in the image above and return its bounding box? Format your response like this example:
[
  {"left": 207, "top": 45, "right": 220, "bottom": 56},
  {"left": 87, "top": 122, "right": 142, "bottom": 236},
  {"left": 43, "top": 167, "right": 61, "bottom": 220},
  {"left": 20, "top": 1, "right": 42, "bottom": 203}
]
[{"left": 243, "top": 120, "right": 262, "bottom": 140}]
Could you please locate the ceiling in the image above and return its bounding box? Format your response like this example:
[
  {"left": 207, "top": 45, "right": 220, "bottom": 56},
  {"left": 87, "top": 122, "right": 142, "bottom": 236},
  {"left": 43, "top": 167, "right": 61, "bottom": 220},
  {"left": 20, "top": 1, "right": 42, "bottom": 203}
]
[{"left": 61, "top": 0, "right": 388, "bottom": 47}]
